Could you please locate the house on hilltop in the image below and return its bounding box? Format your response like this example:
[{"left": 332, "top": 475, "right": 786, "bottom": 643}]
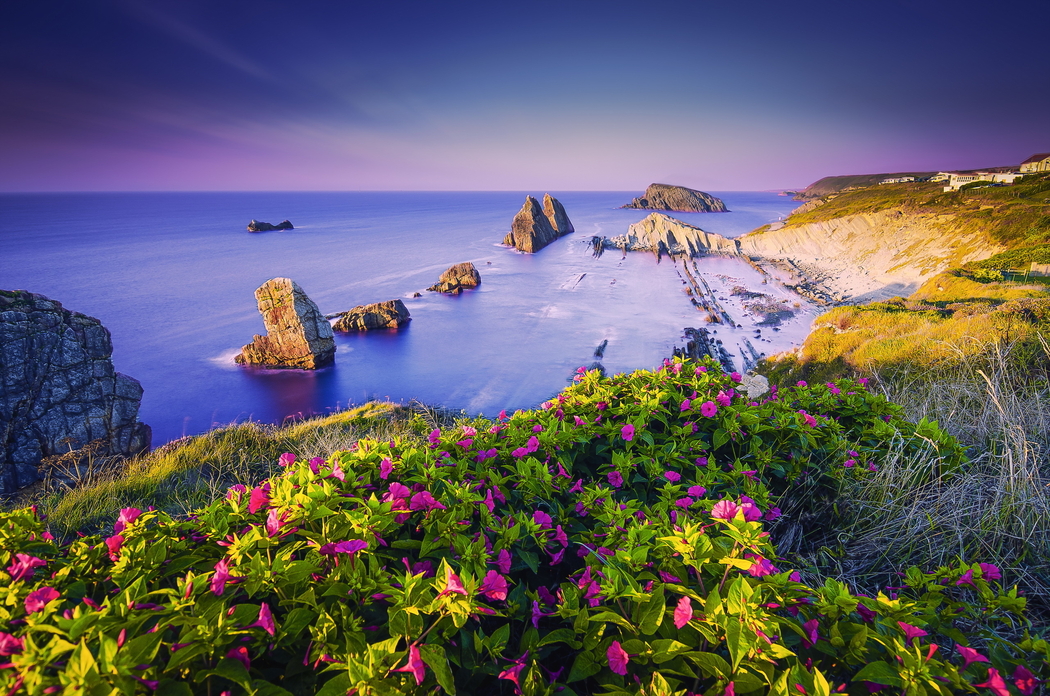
[
  {"left": 1020, "top": 153, "right": 1050, "bottom": 173},
  {"left": 943, "top": 171, "right": 1022, "bottom": 191}
]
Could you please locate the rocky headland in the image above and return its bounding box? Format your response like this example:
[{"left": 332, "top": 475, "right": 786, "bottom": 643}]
[
  {"left": 503, "top": 194, "right": 574, "bottom": 253},
  {"left": 620, "top": 183, "right": 728, "bottom": 213},
  {"left": 428, "top": 262, "right": 482, "bottom": 294},
  {"left": 235, "top": 278, "right": 335, "bottom": 369},
  {"left": 247, "top": 220, "right": 294, "bottom": 232},
  {"left": 330, "top": 299, "right": 411, "bottom": 331},
  {"left": 0, "top": 290, "right": 151, "bottom": 495},
  {"left": 609, "top": 212, "right": 739, "bottom": 257}
]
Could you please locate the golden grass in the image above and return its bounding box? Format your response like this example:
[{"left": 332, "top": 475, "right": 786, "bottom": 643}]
[{"left": 910, "top": 272, "right": 1050, "bottom": 304}]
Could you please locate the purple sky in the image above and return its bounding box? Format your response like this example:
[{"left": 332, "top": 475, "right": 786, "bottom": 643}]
[{"left": 2, "top": 0, "right": 1048, "bottom": 191}]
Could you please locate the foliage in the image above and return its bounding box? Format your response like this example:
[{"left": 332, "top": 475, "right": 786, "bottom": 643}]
[
  {"left": 1, "top": 358, "right": 1047, "bottom": 695},
  {"left": 968, "top": 244, "right": 1050, "bottom": 271}
]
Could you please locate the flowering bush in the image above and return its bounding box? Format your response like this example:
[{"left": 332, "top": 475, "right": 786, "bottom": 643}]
[{"left": 1, "top": 357, "right": 1047, "bottom": 694}]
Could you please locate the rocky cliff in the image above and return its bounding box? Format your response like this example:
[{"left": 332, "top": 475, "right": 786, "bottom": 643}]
[
  {"left": 611, "top": 213, "right": 738, "bottom": 256},
  {"left": 0, "top": 290, "right": 151, "bottom": 495},
  {"left": 332, "top": 300, "right": 411, "bottom": 331},
  {"left": 620, "top": 184, "right": 728, "bottom": 213},
  {"left": 248, "top": 220, "right": 294, "bottom": 232},
  {"left": 428, "top": 262, "right": 482, "bottom": 294},
  {"left": 504, "top": 194, "right": 574, "bottom": 253},
  {"left": 235, "top": 278, "right": 335, "bottom": 369}
]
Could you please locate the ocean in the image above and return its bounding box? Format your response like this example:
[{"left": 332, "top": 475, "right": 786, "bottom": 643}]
[{"left": 0, "top": 191, "right": 809, "bottom": 445}]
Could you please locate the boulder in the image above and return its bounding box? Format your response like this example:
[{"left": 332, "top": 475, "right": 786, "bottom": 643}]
[
  {"left": 620, "top": 184, "right": 729, "bottom": 213},
  {"left": 428, "top": 262, "right": 482, "bottom": 294},
  {"left": 0, "top": 290, "right": 151, "bottom": 495},
  {"left": 503, "top": 194, "right": 574, "bottom": 253},
  {"left": 235, "top": 278, "right": 335, "bottom": 369},
  {"left": 332, "top": 299, "right": 411, "bottom": 331},
  {"left": 247, "top": 219, "right": 294, "bottom": 232}
]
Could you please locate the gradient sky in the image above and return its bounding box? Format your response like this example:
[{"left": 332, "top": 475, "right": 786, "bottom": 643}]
[{"left": 2, "top": 0, "right": 1048, "bottom": 191}]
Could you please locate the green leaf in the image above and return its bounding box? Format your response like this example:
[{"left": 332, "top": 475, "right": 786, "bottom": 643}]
[
  {"left": 200, "top": 657, "right": 252, "bottom": 691},
  {"left": 638, "top": 586, "right": 666, "bottom": 635},
  {"left": 684, "top": 651, "right": 731, "bottom": 678},
  {"left": 419, "top": 643, "right": 457, "bottom": 694},
  {"left": 281, "top": 607, "right": 317, "bottom": 640},
  {"left": 852, "top": 662, "right": 904, "bottom": 687},
  {"left": 519, "top": 549, "right": 539, "bottom": 574},
  {"left": 155, "top": 681, "right": 194, "bottom": 696},
  {"left": 713, "top": 428, "right": 730, "bottom": 450},
  {"left": 567, "top": 651, "right": 601, "bottom": 683},
  {"left": 314, "top": 672, "right": 353, "bottom": 696},
  {"left": 538, "top": 628, "right": 579, "bottom": 648},
  {"left": 649, "top": 639, "right": 690, "bottom": 664}
]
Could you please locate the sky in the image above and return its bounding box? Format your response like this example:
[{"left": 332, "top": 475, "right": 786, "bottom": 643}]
[{"left": 2, "top": 0, "right": 1048, "bottom": 192}]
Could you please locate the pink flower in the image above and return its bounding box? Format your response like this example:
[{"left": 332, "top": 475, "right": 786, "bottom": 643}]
[
  {"left": 674, "top": 497, "right": 693, "bottom": 509},
  {"left": 974, "top": 668, "right": 1010, "bottom": 696},
  {"left": 731, "top": 372, "right": 741, "bottom": 382},
  {"left": 329, "top": 462, "right": 345, "bottom": 481},
  {"left": 105, "top": 534, "right": 124, "bottom": 561},
  {"left": 680, "top": 399, "right": 691, "bottom": 412},
  {"left": 695, "top": 456, "right": 709, "bottom": 466},
  {"left": 211, "top": 559, "right": 238, "bottom": 596},
  {"left": 1013, "top": 665, "right": 1040, "bottom": 695},
  {"left": 673, "top": 596, "right": 693, "bottom": 629},
  {"left": 740, "top": 501, "right": 763, "bottom": 522},
  {"left": 553, "top": 525, "right": 568, "bottom": 546},
  {"left": 664, "top": 470, "right": 681, "bottom": 483},
  {"left": 955, "top": 644, "right": 988, "bottom": 669},
  {"left": 573, "top": 416, "right": 586, "bottom": 427},
  {"left": 498, "top": 651, "right": 529, "bottom": 687},
  {"left": 898, "top": 622, "right": 927, "bottom": 642},
  {"left": 695, "top": 366, "right": 708, "bottom": 374},
  {"left": 309, "top": 457, "right": 325, "bottom": 474},
  {"left": 607, "top": 640, "right": 629, "bottom": 675},
  {"left": 700, "top": 401, "right": 718, "bottom": 418},
  {"left": 844, "top": 459, "right": 856, "bottom": 468},
  {"left": 479, "top": 571, "right": 509, "bottom": 601},
  {"left": 856, "top": 603, "right": 876, "bottom": 622},
  {"left": 526, "top": 436, "right": 540, "bottom": 453},
  {"left": 438, "top": 567, "right": 468, "bottom": 597},
  {"left": 979, "top": 563, "right": 1001, "bottom": 581},
  {"left": 379, "top": 458, "right": 393, "bottom": 479},
  {"left": 746, "top": 555, "right": 776, "bottom": 577},
  {"left": 532, "top": 510, "right": 553, "bottom": 529},
  {"left": 409, "top": 491, "right": 447, "bottom": 511},
  {"left": 607, "top": 471, "right": 624, "bottom": 488},
  {"left": 688, "top": 485, "right": 706, "bottom": 497},
  {"left": 621, "top": 424, "right": 635, "bottom": 441},
  {"left": 724, "top": 682, "right": 736, "bottom": 696},
  {"left": 114, "top": 507, "right": 142, "bottom": 534},
  {"left": 764, "top": 507, "right": 781, "bottom": 521},
  {"left": 0, "top": 632, "right": 23, "bottom": 656},
  {"left": 799, "top": 410, "right": 817, "bottom": 427},
  {"left": 319, "top": 539, "right": 368, "bottom": 556},
  {"left": 7, "top": 553, "right": 46, "bottom": 582},
  {"left": 24, "top": 586, "right": 60, "bottom": 614},
  {"left": 278, "top": 452, "right": 297, "bottom": 467},
  {"left": 248, "top": 485, "right": 270, "bottom": 514},
  {"left": 956, "top": 569, "right": 976, "bottom": 587},
  {"left": 796, "top": 380, "right": 807, "bottom": 387},
  {"left": 711, "top": 500, "right": 739, "bottom": 520},
  {"left": 251, "top": 603, "right": 276, "bottom": 636},
  {"left": 226, "top": 646, "right": 250, "bottom": 671},
  {"left": 802, "top": 618, "right": 820, "bottom": 648},
  {"left": 428, "top": 429, "right": 441, "bottom": 445},
  {"left": 495, "top": 549, "right": 512, "bottom": 574}
]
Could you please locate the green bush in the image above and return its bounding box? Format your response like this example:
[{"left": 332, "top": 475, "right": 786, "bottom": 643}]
[{"left": 1, "top": 359, "right": 1046, "bottom": 694}]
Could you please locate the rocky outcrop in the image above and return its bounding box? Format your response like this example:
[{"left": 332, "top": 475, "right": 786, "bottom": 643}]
[
  {"left": 503, "top": 194, "right": 574, "bottom": 253},
  {"left": 247, "top": 220, "right": 294, "bottom": 232},
  {"left": 0, "top": 290, "right": 151, "bottom": 495},
  {"left": 609, "top": 213, "right": 739, "bottom": 256},
  {"left": 331, "top": 300, "right": 411, "bottom": 331},
  {"left": 428, "top": 262, "right": 482, "bottom": 294},
  {"left": 235, "top": 278, "right": 335, "bottom": 369},
  {"left": 620, "top": 184, "right": 728, "bottom": 213}
]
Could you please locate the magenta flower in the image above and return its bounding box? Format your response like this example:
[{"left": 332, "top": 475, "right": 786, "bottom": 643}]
[
  {"left": 673, "top": 596, "right": 693, "bottom": 629},
  {"left": 319, "top": 539, "right": 368, "bottom": 556},
  {"left": 248, "top": 485, "right": 270, "bottom": 514},
  {"left": 898, "top": 621, "right": 928, "bottom": 642},
  {"left": 716, "top": 391, "right": 731, "bottom": 408},
  {"left": 251, "top": 603, "right": 276, "bottom": 636},
  {"left": 532, "top": 510, "right": 553, "bottom": 529},
  {"left": 482, "top": 489, "right": 496, "bottom": 513},
  {"left": 479, "top": 570, "right": 509, "bottom": 601},
  {"left": 329, "top": 461, "right": 345, "bottom": 481},
  {"left": 105, "top": 534, "right": 124, "bottom": 561},
  {"left": 844, "top": 459, "right": 856, "bottom": 468},
  {"left": 278, "top": 452, "right": 296, "bottom": 467},
  {"left": 621, "top": 424, "right": 635, "bottom": 441},
  {"left": 799, "top": 410, "right": 817, "bottom": 427},
  {"left": 495, "top": 549, "right": 512, "bottom": 574},
  {"left": 680, "top": 399, "right": 691, "bottom": 412},
  {"left": 674, "top": 497, "right": 693, "bottom": 509},
  {"left": 731, "top": 371, "right": 741, "bottom": 382},
  {"left": 955, "top": 644, "right": 988, "bottom": 669},
  {"left": 724, "top": 683, "right": 736, "bottom": 696},
  {"left": 0, "top": 632, "right": 23, "bottom": 656},
  {"left": 764, "top": 507, "right": 782, "bottom": 521},
  {"left": 1013, "top": 665, "right": 1039, "bottom": 695},
  {"left": 746, "top": 555, "right": 776, "bottom": 577},
  {"left": 856, "top": 603, "right": 876, "bottom": 623},
  {"left": 308, "top": 457, "right": 324, "bottom": 474},
  {"left": 113, "top": 507, "right": 142, "bottom": 534},
  {"left": 956, "top": 569, "right": 976, "bottom": 587},
  {"left": 211, "top": 559, "right": 238, "bottom": 596},
  {"left": 409, "top": 491, "right": 447, "bottom": 511},
  {"left": 695, "top": 366, "right": 708, "bottom": 374},
  {"left": 659, "top": 470, "right": 679, "bottom": 483},
  {"left": 24, "top": 586, "right": 60, "bottom": 614},
  {"left": 796, "top": 380, "right": 807, "bottom": 387},
  {"left": 428, "top": 429, "right": 441, "bottom": 445},
  {"left": 226, "top": 484, "right": 246, "bottom": 501},
  {"left": 802, "top": 618, "right": 820, "bottom": 648},
  {"left": 394, "top": 644, "right": 427, "bottom": 684},
  {"left": 688, "top": 485, "right": 706, "bottom": 497},
  {"left": 439, "top": 567, "right": 468, "bottom": 597},
  {"left": 607, "top": 641, "right": 629, "bottom": 675},
  {"left": 700, "top": 401, "right": 718, "bottom": 418},
  {"left": 227, "top": 645, "right": 251, "bottom": 671},
  {"left": 979, "top": 563, "right": 1002, "bottom": 581},
  {"left": 498, "top": 651, "right": 529, "bottom": 687},
  {"left": 974, "top": 668, "right": 1010, "bottom": 696},
  {"left": 379, "top": 458, "right": 393, "bottom": 479},
  {"left": 711, "top": 500, "right": 739, "bottom": 520},
  {"left": 607, "top": 471, "right": 624, "bottom": 488},
  {"left": 696, "top": 456, "right": 709, "bottom": 466},
  {"left": 7, "top": 553, "right": 46, "bottom": 582},
  {"left": 740, "top": 502, "right": 763, "bottom": 522}
]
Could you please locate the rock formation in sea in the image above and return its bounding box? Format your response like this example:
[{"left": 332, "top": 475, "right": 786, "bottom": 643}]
[
  {"left": 235, "top": 278, "right": 335, "bottom": 369},
  {"left": 0, "top": 290, "right": 151, "bottom": 495},
  {"left": 428, "top": 262, "right": 482, "bottom": 294},
  {"left": 331, "top": 299, "right": 411, "bottom": 331},
  {"left": 611, "top": 213, "right": 739, "bottom": 256},
  {"left": 503, "top": 194, "right": 575, "bottom": 253},
  {"left": 620, "top": 184, "right": 729, "bottom": 213},
  {"left": 247, "top": 219, "right": 294, "bottom": 232}
]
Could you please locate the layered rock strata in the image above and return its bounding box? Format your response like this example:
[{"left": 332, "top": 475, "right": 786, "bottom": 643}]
[
  {"left": 235, "top": 278, "right": 335, "bottom": 369},
  {"left": 428, "top": 262, "right": 482, "bottom": 294},
  {"left": 0, "top": 290, "right": 151, "bottom": 495},
  {"left": 331, "top": 300, "right": 411, "bottom": 331},
  {"left": 503, "top": 194, "right": 574, "bottom": 253},
  {"left": 620, "top": 184, "right": 728, "bottom": 213},
  {"left": 611, "top": 213, "right": 739, "bottom": 256},
  {"left": 247, "top": 220, "right": 294, "bottom": 232}
]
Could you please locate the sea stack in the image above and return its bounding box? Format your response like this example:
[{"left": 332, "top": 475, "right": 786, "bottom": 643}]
[
  {"left": 331, "top": 299, "right": 411, "bottom": 331},
  {"left": 247, "top": 220, "right": 294, "bottom": 232},
  {"left": 0, "top": 290, "right": 151, "bottom": 495},
  {"left": 620, "top": 184, "right": 729, "bottom": 213},
  {"left": 503, "top": 194, "right": 574, "bottom": 253},
  {"left": 235, "top": 278, "right": 335, "bottom": 369},
  {"left": 428, "top": 262, "right": 482, "bottom": 294}
]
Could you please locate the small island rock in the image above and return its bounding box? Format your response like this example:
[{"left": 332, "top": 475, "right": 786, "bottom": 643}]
[
  {"left": 332, "top": 299, "right": 411, "bottom": 331},
  {"left": 247, "top": 219, "right": 294, "bottom": 232},
  {"left": 503, "top": 194, "right": 574, "bottom": 253},
  {"left": 428, "top": 262, "right": 482, "bottom": 294},
  {"left": 620, "top": 184, "right": 728, "bottom": 213},
  {"left": 235, "top": 278, "right": 335, "bottom": 369}
]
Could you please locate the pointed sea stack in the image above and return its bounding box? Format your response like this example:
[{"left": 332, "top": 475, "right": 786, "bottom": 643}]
[
  {"left": 620, "top": 184, "right": 728, "bottom": 213},
  {"left": 503, "top": 194, "right": 574, "bottom": 253},
  {"left": 235, "top": 278, "right": 335, "bottom": 369}
]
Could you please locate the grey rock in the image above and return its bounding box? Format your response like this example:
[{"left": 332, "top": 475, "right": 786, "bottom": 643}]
[
  {"left": 503, "top": 194, "right": 574, "bottom": 253},
  {"left": 331, "top": 299, "right": 411, "bottom": 331},
  {"left": 620, "top": 184, "right": 729, "bottom": 213},
  {"left": 247, "top": 219, "right": 294, "bottom": 232}
]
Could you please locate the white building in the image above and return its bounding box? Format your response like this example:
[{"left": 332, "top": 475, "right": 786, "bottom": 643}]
[
  {"left": 943, "top": 171, "right": 1022, "bottom": 192},
  {"left": 1020, "top": 153, "right": 1050, "bottom": 173}
]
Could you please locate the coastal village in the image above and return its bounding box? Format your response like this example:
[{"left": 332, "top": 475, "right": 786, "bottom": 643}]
[{"left": 879, "top": 151, "right": 1050, "bottom": 190}]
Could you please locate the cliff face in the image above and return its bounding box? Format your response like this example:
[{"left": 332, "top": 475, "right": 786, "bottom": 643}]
[
  {"left": 613, "top": 213, "right": 738, "bottom": 256},
  {"left": 620, "top": 184, "right": 728, "bottom": 213},
  {"left": 504, "top": 194, "right": 574, "bottom": 253},
  {"left": 235, "top": 278, "right": 336, "bottom": 369},
  {"left": 0, "top": 290, "right": 151, "bottom": 494}
]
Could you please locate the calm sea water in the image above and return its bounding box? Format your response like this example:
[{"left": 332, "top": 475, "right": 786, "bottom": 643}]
[{"left": 0, "top": 191, "right": 805, "bottom": 445}]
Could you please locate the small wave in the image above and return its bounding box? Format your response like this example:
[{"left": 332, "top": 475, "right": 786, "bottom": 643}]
[{"left": 207, "top": 348, "right": 243, "bottom": 369}]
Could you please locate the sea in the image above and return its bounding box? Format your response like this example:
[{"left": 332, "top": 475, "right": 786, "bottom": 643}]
[{"left": 0, "top": 191, "right": 812, "bottom": 446}]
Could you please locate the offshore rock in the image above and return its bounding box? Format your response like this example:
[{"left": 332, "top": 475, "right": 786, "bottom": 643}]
[
  {"left": 503, "top": 194, "right": 574, "bottom": 253},
  {"left": 428, "top": 262, "right": 482, "bottom": 294},
  {"left": 247, "top": 219, "right": 294, "bottom": 232},
  {"left": 332, "top": 300, "right": 411, "bottom": 331},
  {"left": 0, "top": 290, "right": 151, "bottom": 495},
  {"left": 235, "top": 278, "right": 335, "bottom": 369},
  {"left": 620, "top": 184, "right": 729, "bottom": 213},
  {"left": 611, "top": 213, "right": 739, "bottom": 256}
]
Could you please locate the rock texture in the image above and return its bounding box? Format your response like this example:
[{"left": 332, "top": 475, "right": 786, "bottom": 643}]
[
  {"left": 331, "top": 300, "right": 411, "bottom": 331},
  {"left": 428, "top": 262, "right": 482, "bottom": 294},
  {"left": 0, "top": 290, "right": 151, "bottom": 495},
  {"left": 503, "top": 194, "right": 574, "bottom": 253},
  {"left": 247, "top": 220, "right": 294, "bottom": 232},
  {"left": 620, "top": 184, "right": 729, "bottom": 213},
  {"left": 235, "top": 278, "right": 335, "bottom": 369},
  {"left": 611, "top": 213, "right": 739, "bottom": 256}
]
